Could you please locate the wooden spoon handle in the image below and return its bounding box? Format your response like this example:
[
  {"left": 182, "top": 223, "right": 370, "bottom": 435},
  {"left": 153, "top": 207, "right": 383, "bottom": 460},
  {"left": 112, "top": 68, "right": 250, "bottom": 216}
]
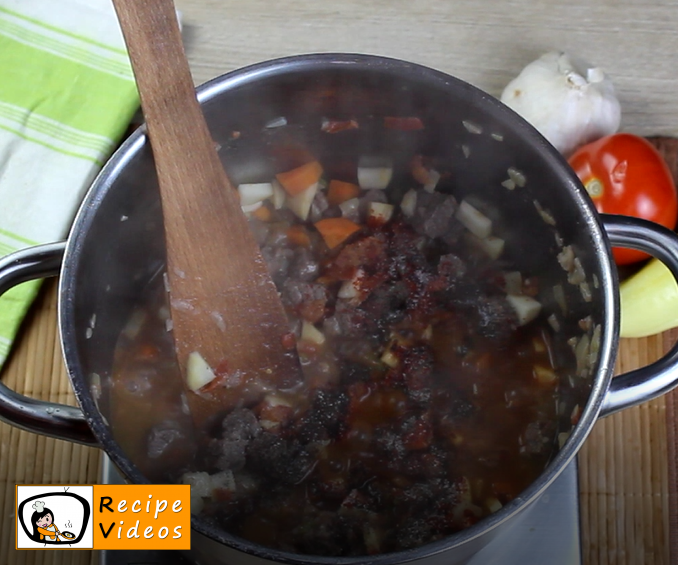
[{"left": 112, "top": 0, "right": 299, "bottom": 426}]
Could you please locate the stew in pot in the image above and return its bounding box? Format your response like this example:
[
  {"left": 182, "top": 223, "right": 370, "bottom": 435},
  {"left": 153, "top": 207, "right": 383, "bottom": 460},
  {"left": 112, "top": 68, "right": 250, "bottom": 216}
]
[{"left": 106, "top": 117, "right": 581, "bottom": 556}]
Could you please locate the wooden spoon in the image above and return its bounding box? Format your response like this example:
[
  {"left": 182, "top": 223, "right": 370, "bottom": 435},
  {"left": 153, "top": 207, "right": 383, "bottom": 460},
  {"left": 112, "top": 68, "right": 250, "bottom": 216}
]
[{"left": 111, "top": 0, "right": 299, "bottom": 429}]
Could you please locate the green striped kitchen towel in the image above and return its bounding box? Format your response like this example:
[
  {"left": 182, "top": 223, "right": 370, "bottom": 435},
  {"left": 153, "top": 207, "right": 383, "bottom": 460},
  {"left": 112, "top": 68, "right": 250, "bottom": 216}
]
[{"left": 0, "top": 0, "right": 140, "bottom": 368}]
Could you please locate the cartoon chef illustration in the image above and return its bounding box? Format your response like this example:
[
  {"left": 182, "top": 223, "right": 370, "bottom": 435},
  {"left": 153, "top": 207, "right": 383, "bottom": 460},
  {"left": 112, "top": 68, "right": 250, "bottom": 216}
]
[{"left": 30, "top": 500, "right": 67, "bottom": 542}]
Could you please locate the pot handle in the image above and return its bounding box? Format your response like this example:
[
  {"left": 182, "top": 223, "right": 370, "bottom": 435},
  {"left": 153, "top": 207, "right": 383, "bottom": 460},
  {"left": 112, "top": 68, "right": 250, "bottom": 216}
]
[
  {"left": 600, "top": 214, "right": 678, "bottom": 417},
  {"left": 0, "top": 243, "right": 98, "bottom": 446}
]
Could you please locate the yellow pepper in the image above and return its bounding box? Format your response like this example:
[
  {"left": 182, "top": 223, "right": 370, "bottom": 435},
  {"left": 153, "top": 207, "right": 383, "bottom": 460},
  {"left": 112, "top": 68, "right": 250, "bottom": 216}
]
[{"left": 620, "top": 258, "right": 678, "bottom": 338}]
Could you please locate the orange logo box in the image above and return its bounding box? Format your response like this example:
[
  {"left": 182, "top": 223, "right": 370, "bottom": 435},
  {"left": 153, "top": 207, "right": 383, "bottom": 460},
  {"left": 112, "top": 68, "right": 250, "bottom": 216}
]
[{"left": 92, "top": 485, "right": 190, "bottom": 550}]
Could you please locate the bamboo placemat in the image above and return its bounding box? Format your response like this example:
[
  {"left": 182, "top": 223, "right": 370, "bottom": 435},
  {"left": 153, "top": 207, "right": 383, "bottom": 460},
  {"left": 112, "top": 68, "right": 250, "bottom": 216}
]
[{"left": 0, "top": 278, "right": 99, "bottom": 565}]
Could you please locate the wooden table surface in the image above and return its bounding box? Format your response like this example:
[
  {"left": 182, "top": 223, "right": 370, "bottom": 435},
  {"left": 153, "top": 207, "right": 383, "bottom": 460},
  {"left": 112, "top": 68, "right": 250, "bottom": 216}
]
[{"left": 2, "top": 1, "right": 678, "bottom": 564}]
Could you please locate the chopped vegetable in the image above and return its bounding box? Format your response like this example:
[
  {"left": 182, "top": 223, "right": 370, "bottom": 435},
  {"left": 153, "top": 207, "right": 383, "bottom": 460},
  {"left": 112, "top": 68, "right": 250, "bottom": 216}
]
[
  {"left": 186, "top": 351, "right": 217, "bottom": 392},
  {"left": 315, "top": 217, "right": 361, "bottom": 249},
  {"left": 357, "top": 157, "right": 393, "bottom": 190},
  {"left": 301, "top": 320, "right": 326, "bottom": 345},
  {"left": 455, "top": 200, "right": 492, "bottom": 239},
  {"left": 620, "top": 258, "right": 678, "bottom": 337},
  {"left": 506, "top": 294, "right": 542, "bottom": 326},
  {"left": 287, "top": 225, "right": 312, "bottom": 248},
  {"left": 251, "top": 205, "right": 272, "bottom": 222},
  {"left": 474, "top": 235, "right": 505, "bottom": 260},
  {"left": 327, "top": 179, "right": 360, "bottom": 206},
  {"left": 533, "top": 365, "right": 558, "bottom": 386},
  {"left": 286, "top": 182, "right": 319, "bottom": 221},
  {"left": 238, "top": 183, "right": 274, "bottom": 206},
  {"left": 265, "top": 116, "right": 287, "bottom": 129},
  {"left": 271, "top": 179, "right": 286, "bottom": 209},
  {"left": 500, "top": 51, "right": 621, "bottom": 156},
  {"left": 241, "top": 201, "right": 263, "bottom": 215},
  {"left": 276, "top": 161, "right": 324, "bottom": 196},
  {"left": 569, "top": 133, "right": 678, "bottom": 265},
  {"left": 424, "top": 170, "right": 441, "bottom": 193},
  {"left": 410, "top": 155, "right": 433, "bottom": 185},
  {"left": 367, "top": 202, "right": 394, "bottom": 226},
  {"left": 339, "top": 197, "right": 360, "bottom": 221},
  {"left": 400, "top": 189, "right": 417, "bottom": 217}
]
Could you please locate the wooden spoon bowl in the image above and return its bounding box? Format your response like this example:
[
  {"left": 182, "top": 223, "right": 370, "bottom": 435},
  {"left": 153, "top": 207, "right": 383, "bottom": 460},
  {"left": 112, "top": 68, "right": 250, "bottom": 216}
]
[{"left": 111, "top": 0, "right": 300, "bottom": 429}]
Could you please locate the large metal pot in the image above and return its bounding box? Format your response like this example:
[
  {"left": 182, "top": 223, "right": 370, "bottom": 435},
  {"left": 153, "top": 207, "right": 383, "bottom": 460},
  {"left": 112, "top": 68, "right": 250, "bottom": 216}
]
[{"left": 3, "top": 54, "right": 678, "bottom": 565}]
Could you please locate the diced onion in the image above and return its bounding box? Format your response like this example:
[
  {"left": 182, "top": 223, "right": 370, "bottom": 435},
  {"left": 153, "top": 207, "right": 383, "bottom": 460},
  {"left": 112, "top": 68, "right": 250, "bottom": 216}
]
[
  {"left": 265, "top": 116, "right": 287, "bottom": 128},
  {"left": 580, "top": 281, "right": 593, "bottom": 302},
  {"left": 485, "top": 497, "right": 503, "bottom": 513},
  {"left": 357, "top": 157, "right": 393, "bottom": 189},
  {"left": 568, "top": 258, "right": 586, "bottom": 285},
  {"left": 271, "top": 179, "right": 286, "bottom": 209},
  {"left": 338, "top": 269, "right": 365, "bottom": 300},
  {"left": 262, "top": 394, "right": 293, "bottom": 408},
  {"left": 574, "top": 334, "right": 590, "bottom": 377},
  {"left": 533, "top": 364, "right": 558, "bottom": 385},
  {"left": 456, "top": 200, "right": 492, "bottom": 239},
  {"left": 400, "top": 189, "right": 417, "bottom": 217},
  {"left": 462, "top": 120, "right": 483, "bottom": 134},
  {"left": 507, "top": 294, "right": 542, "bottom": 326},
  {"left": 533, "top": 200, "right": 556, "bottom": 225},
  {"left": 557, "top": 246, "right": 575, "bottom": 272},
  {"left": 380, "top": 349, "right": 399, "bottom": 368},
  {"left": 508, "top": 167, "right": 526, "bottom": 187},
  {"left": 501, "top": 178, "right": 515, "bottom": 190},
  {"left": 286, "top": 182, "right": 319, "bottom": 221},
  {"left": 423, "top": 170, "right": 441, "bottom": 193},
  {"left": 589, "top": 324, "right": 601, "bottom": 366},
  {"left": 301, "top": 320, "right": 326, "bottom": 345},
  {"left": 186, "top": 351, "right": 217, "bottom": 392},
  {"left": 547, "top": 313, "right": 561, "bottom": 332},
  {"left": 476, "top": 235, "right": 504, "bottom": 260},
  {"left": 368, "top": 202, "right": 394, "bottom": 225},
  {"left": 238, "top": 183, "right": 274, "bottom": 206}
]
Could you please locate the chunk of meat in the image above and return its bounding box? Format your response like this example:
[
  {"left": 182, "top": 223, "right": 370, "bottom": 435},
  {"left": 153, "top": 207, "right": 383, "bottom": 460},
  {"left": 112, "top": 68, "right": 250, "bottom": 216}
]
[
  {"left": 474, "top": 296, "right": 518, "bottom": 341},
  {"left": 328, "top": 235, "right": 387, "bottom": 280},
  {"left": 410, "top": 192, "right": 459, "bottom": 239},
  {"left": 282, "top": 281, "right": 329, "bottom": 323},
  {"left": 246, "top": 433, "right": 315, "bottom": 485},
  {"left": 210, "top": 409, "right": 262, "bottom": 471}
]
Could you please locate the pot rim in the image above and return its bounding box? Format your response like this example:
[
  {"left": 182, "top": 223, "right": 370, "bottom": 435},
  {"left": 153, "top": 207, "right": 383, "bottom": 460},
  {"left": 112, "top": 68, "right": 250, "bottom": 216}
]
[{"left": 59, "top": 52, "right": 619, "bottom": 563}]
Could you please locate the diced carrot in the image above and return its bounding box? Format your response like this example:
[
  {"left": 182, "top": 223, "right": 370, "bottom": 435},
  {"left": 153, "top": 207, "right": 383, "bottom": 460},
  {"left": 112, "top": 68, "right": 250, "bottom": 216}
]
[
  {"left": 410, "top": 154, "right": 432, "bottom": 184},
  {"left": 327, "top": 179, "right": 360, "bottom": 206},
  {"left": 315, "top": 218, "right": 361, "bottom": 249},
  {"left": 252, "top": 205, "right": 272, "bottom": 222},
  {"left": 287, "top": 225, "right": 312, "bottom": 248},
  {"left": 276, "top": 161, "right": 323, "bottom": 196},
  {"left": 384, "top": 116, "right": 424, "bottom": 131}
]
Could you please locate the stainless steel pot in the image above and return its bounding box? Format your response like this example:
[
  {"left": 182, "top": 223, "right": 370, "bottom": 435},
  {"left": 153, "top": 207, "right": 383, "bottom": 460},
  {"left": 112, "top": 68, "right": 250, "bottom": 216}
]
[{"left": 3, "top": 54, "right": 678, "bottom": 565}]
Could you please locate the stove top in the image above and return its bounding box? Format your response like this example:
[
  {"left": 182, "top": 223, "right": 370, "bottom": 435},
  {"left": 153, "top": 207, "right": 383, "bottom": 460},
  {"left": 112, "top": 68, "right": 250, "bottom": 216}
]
[{"left": 100, "top": 457, "right": 581, "bottom": 565}]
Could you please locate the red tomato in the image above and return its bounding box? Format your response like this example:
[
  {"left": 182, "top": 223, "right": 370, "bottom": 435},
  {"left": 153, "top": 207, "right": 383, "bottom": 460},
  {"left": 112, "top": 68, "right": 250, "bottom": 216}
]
[{"left": 568, "top": 133, "right": 678, "bottom": 265}]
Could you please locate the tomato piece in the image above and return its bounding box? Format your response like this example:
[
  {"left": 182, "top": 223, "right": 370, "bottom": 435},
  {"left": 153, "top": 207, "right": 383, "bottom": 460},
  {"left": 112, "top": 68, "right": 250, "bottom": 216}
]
[{"left": 569, "top": 133, "right": 678, "bottom": 265}]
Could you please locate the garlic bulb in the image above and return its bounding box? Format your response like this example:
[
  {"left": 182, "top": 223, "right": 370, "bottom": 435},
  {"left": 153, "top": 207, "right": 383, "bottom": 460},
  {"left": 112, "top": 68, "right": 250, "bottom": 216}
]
[{"left": 500, "top": 52, "right": 621, "bottom": 156}]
